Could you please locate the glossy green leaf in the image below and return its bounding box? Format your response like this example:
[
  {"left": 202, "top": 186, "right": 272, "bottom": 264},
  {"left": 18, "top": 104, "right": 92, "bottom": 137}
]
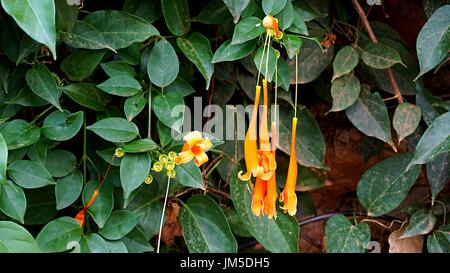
[
  {"left": 283, "top": 34, "right": 302, "bottom": 59},
  {"left": 277, "top": 57, "right": 291, "bottom": 91},
  {"left": 231, "top": 17, "right": 264, "bottom": 44},
  {"left": 45, "top": 150, "right": 77, "bottom": 178},
  {"left": 105, "top": 240, "right": 129, "bottom": 253},
  {"left": 177, "top": 33, "right": 214, "bottom": 89},
  {"left": 357, "top": 153, "right": 421, "bottom": 217},
  {"left": 61, "top": 83, "right": 111, "bottom": 111},
  {"left": 152, "top": 92, "right": 184, "bottom": 133},
  {"left": 123, "top": 0, "right": 162, "bottom": 23},
  {"left": 325, "top": 215, "right": 371, "bottom": 253},
  {"left": 42, "top": 110, "right": 84, "bottom": 141},
  {"left": 36, "top": 217, "right": 82, "bottom": 253},
  {"left": 124, "top": 95, "right": 146, "bottom": 122},
  {"left": 165, "top": 78, "right": 195, "bottom": 97},
  {"left": 253, "top": 46, "right": 277, "bottom": 81},
  {"left": 0, "top": 119, "right": 40, "bottom": 150},
  {"left": 8, "top": 160, "right": 56, "bottom": 189},
  {"left": 120, "top": 153, "right": 151, "bottom": 198},
  {"left": 55, "top": 171, "right": 83, "bottom": 210},
  {"left": 100, "top": 61, "right": 136, "bottom": 78},
  {"left": 427, "top": 153, "right": 450, "bottom": 204},
  {"left": 26, "top": 139, "right": 47, "bottom": 164},
  {"left": 0, "top": 133, "right": 7, "bottom": 184},
  {"left": 332, "top": 46, "right": 359, "bottom": 82},
  {"left": 0, "top": 180, "right": 26, "bottom": 223},
  {"left": 345, "top": 91, "right": 395, "bottom": 150},
  {"left": 230, "top": 168, "right": 299, "bottom": 253},
  {"left": 222, "top": 0, "right": 251, "bottom": 23},
  {"left": 1, "top": 0, "right": 57, "bottom": 58},
  {"left": 393, "top": 102, "right": 422, "bottom": 144},
  {"left": 262, "top": 0, "right": 287, "bottom": 15},
  {"left": 427, "top": 225, "right": 450, "bottom": 253},
  {"left": 179, "top": 195, "right": 237, "bottom": 253},
  {"left": 409, "top": 111, "right": 450, "bottom": 166},
  {"left": 5, "top": 85, "right": 48, "bottom": 107},
  {"left": 287, "top": 6, "right": 308, "bottom": 35},
  {"left": 147, "top": 39, "right": 179, "bottom": 88},
  {"left": 120, "top": 227, "right": 154, "bottom": 252},
  {"left": 55, "top": 0, "right": 78, "bottom": 32},
  {"left": 25, "top": 64, "right": 62, "bottom": 111},
  {"left": 99, "top": 210, "right": 142, "bottom": 240},
  {"left": 278, "top": 106, "right": 326, "bottom": 169},
  {"left": 276, "top": 0, "right": 294, "bottom": 30},
  {"left": 61, "top": 50, "right": 106, "bottom": 81},
  {"left": 61, "top": 10, "right": 159, "bottom": 51},
  {"left": 161, "top": 0, "right": 190, "bottom": 36},
  {"left": 329, "top": 73, "right": 361, "bottom": 112},
  {"left": 122, "top": 139, "right": 158, "bottom": 153},
  {"left": 82, "top": 180, "right": 114, "bottom": 228},
  {"left": 97, "top": 75, "right": 142, "bottom": 97},
  {"left": 195, "top": 0, "right": 232, "bottom": 24},
  {"left": 87, "top": 117, "right": 139, "bottom": 143},
  {"left": 415, "top": 5, "right": 450, "bottom": 79},
  {"left": 24, "top": 187, "right": 56, "bottom": 225},
  {"left": 361, "top": 43, "right": 404, "bottom": 69},
  {"left": 174, "top": 161, "right": 204, "bottom": 190},
  {"left": 80, "top": 233, "right": 109, "bottom": 253},
  {"left": 401, "top": 209, "right": 436, "bottom": 238},
  {"left": 212, "top": 40, "right": 256, "bottom": 63},
  {"left": 0, "top": 221, "right": 40, "bottom": 253},
  {"left": 127, "top": 191, "right": 163, "bottom": 238}
]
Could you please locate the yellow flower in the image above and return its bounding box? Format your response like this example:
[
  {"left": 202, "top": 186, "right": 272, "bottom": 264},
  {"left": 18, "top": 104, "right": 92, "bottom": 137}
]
[
  {"left": 144, "top": 175, "right": 154, "bottom": 184},
  {"left": 279, "top": 117, "right": 298, "bottom": 216},
  {"left": 114, "top": 148, "right": 125, "bottom": 158},
  {"left": 175, "top": 131, "right": 212, "bottom": 167},
  {"left": 262, "top": 15, "right": 283, "bottom": 39}
]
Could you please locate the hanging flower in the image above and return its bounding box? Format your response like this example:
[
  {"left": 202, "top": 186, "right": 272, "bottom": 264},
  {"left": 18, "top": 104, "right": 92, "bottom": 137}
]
[
  {"left": 75, "top": 189, "right": 99, "bottom": 227},
  {"left": 251, "top": 177, "right": 267, "bottom": 217},
  {"left": 279, "top": 117, "right": 298, "bottom": 216},
  {"left": 262, "top": 15, "right": 283, "bottom": 39},
  {"left": 264, "top": 121, "right": 279, "bottom": 219},
  {"left": 175, "top": 131, "right": 212, "bottom": 167}
]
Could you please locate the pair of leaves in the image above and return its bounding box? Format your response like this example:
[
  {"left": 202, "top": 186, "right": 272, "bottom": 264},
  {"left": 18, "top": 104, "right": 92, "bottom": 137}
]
[{"left": 325, "top": 215, "right": 371, "bottom": 253}]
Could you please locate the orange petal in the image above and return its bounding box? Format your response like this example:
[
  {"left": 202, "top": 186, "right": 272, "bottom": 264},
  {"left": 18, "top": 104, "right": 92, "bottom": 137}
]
[
  {"left": 74, "top": 208, "right": 87, "bottom": 227},
  {"left": 264, "top": 175, "right": 278, "bottom": 219},
  {"left": 175, "top": 150, "right": 195, "bottom": 165},
  {"left": 194, "top": 152, "right": 209, "bottom": 167},
  {"left": 259, "top": 79, "right": 271, "bottom": 152},
  {"left": 251, "top": 178, "right": 267, "bottom": 217},
  {"left": 280, "top": 117, "right": 298, "bottom": 215},
  {"left": 85, "top": 189, "right": 99, "bottom": 209},
  {"left": 271, "top": 121, "right": 277, "bottom": 154},
  {"left": 279, "top": 190, "right": 297, "bottom": 216}
]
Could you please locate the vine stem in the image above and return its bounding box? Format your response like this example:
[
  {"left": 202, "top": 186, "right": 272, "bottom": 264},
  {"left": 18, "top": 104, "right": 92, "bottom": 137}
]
[
  {"left": 157, "top": 176, "right": 171, "bottom": 253},
  {"left": 351, "top": 0, "right": 403, "bottom": 104}
]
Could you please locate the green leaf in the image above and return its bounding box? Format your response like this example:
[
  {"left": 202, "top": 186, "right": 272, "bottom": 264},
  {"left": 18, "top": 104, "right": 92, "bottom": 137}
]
[
  {"left": 212, "top": 40, "right": 256, "bottom": 63},
  {"left": 120, "top": 153, "right": 151, "bottom": 198},
  {"left": 152, "top": 92, "right": 184, "bottom": 133},
  {"left": 277, "top": 57, "right": 291, "bottom": 91},
  {"left": 231, "top": 17, "right": 264, "bottom": 44},
  {"left": 262, "top": 0, "right": 287, "bottom": 15},
  {"left": 278, "top": 106, "right": 326, "bottom": 169},
  {"left": 82, "top": 180, "right": 114, "bottom": 228},
  {"left": 253, "top": 46, "right": 277, "bottom": 81},
  {"left": 194, "top": 0, "right": 231, "bottom": 24},
  {"left": 61, "top": 50, "right": 106, "bottom": 81},
  {"left": 361, "top": 43, "right": 404, "bottom": 69},
  {"left": 100, "top": 61, "right": 136, "bottom": 78},
  {"left": 127, "top": 191, "right": 163, "bottom": 238},
  {"left": 55, "top": 171, "right": 83, "bottom": 210},
  {"left": 230, "top": 169, "right": 299, "bottom": 253},
  {"left": 329, "top": 73, "right": 361, "bottom": 112},
  {"left": 87, "top": 117, "right": 139, "bottom": 143},
  {"left": 99, "top": 210, "right": 142, "bottom": 240},
  {"left": 124, "top": 95, "right": 147, "bottom": 122},
  {"left": 174, "top": 161, "right": 204, "bottom": 190},
  {"left": 409, "top": 111, "right": 450, "bottom": 166},
  {"left": 325, "top": 215, "right": 371, "bottom": 253},
  {"left": 0, "top": 133, "right": 7, "bottom": 184},
  {"left": 80, "top": 233, "right": 109, "bottom": 253},
  {"left": 97, "top": 75, "right": 142, "bottom": 97},
  {"left": 401, "top": 209, "right": 436, "bottom": 238},
  {"left": 345, "top": 91, "right": 395, "bottom": 150},
  {"left": 276, "top": 0, "right": 294, "bottom": 30},
  {"left": 179, "top": 195, "right": 237, "bottom": 253},
  {"left": 0, "top": 119, "right": 40, "bottom": 150},
  {"left": 36, "top": 217, "right": 82, "bottom": 253},
  {"left": 5, "top": 85, "right": 48, "bottom": 107},
  {"left": 224, "top": 207, "right": 252, "bottom": 237},
  {"left": 222, "top": 0, "right": 251, "bottom": 23},
  {"left": 27, "top": 139, "right": 47, "bottom": 164},
  {"left": 55, "top": 0, "right": 78, "bottom": 32},
  {"left": 45, "top": 150, "right": 77, "bottom": 178},
  {"left": 1, "top": 0, "right": 57, "bottom": 59},
  {"left": 161, "top": 0, "right": 190, "bottom": 36},
  {"left": 42, "top": 110, "right": 83, "bottom": 141},
  {"left": 166, "top": 78, "right": 195, "bottom": 97},
  {"left": 105, "top": 240, "right": 128, "bottom": 253},
  {"left": 393, "top": 102, "right": 422, "bottom": 144},
  {"left": 8, "top": 160, "right": 55, "bottom": 189},
  {"left": 25, "top": 64, "right": 62, "bottom": 111},
  {"left": 0, "top": 181, "right": 26, "bottom": 223},
  {"left": 177, "top": 33, "right": 214, "bottom": 89},
  {"left": 289, "top": 39, "right": 333, "bottom": 84},
  {"left": 357, "top": 153, "right": 421, "bottom": 217},
  {"left": 283, "top": 34, "right": 302, "bottom": 59},
  {"left": 287, "top": 6, "right": 308, "bottom": 35},
  {"left": 147, "top": 39, "right": 179, "bottom": 88},
  {"left": 427, "top": 153, "right": 450, "bottom": 204},
  {"left": 122, "top": 139, "right": 158, "bottom": 153},
  {"left": 24, "top": 187, "right": 56, "bottom": 225},
  {"left": 415, "top": 5, "right": 450, "bottom": 79},
  {"left": 427, "top": 225, "right": 450, "bottom": 253},
  {"left": 121, "top": 227, "right": 154, "bottom": 252},
  {"left": 0, "top": 221, "right": 40, "bottom": 253},
  {"left": 61, "top": 83, "right": 111, "bottom": 111},
  {"left": 332, "top": 46, "right": 359, "bottom": 82},
  {"left": 123, "top": 0, "right": 162, "bottom": 23},
  {"left": 61, "top": 10, "right": 159, "bottom": 51}
]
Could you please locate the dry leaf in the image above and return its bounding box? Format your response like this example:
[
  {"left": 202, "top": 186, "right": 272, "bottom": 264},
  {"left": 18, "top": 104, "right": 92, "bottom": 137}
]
[
  {"left": 388, "top": 225, "right": 423, "bottom": 253},
  {"left": 161, "top": 201, "right": 183, "bottom": 247}
]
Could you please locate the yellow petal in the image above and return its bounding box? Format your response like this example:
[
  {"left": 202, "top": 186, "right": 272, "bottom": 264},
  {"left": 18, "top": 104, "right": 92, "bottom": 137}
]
[
  {"left": 184, "top": 131, "right": 203, "bottom": 147},
  {"left": 175, "top": 150, "right": 195, "bottom": 165},
  {"left": 259, "top": 79, "right": 271, "bottom": 152},
  {"left": 264, "top": 175, "right": 278, "bottom": 219},
  {"left": 251, "top": 178, "right": 267, "bottom": 217},
  {"left": 194, "top": 152, "right": 209, "bottom": 167}
]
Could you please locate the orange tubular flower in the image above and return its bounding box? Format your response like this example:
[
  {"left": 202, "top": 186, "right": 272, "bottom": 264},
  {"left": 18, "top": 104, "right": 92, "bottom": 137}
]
[
  {"left": 251, "top": 178, "right": 267, "bottom": 217},
  {"left": 279, "top": 117, "right": 298, "bottom": 216},
  {"left": 264, "top": 121, "right": 279, "bottom": 219},
  {"left": 262, "top": 15, "right": 283, "bottom": 39},
  {"left": 175, "top": 131, "right": 212, "bottom": 167},
  {"left": 75, "top": 189, "right": 99, "bottom": 227}
]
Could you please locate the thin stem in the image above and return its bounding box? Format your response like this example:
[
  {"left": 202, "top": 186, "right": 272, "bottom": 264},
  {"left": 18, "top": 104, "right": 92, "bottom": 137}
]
[
  {"left": 157, "top": 176, "right": 171, "bottom": 253},
  {"left": 294, "top": 54, "right": 299, "bottom": 117},
  {"left": 274, "top": 63, "right": 278, "bottom": 123},
  {"left": 148, "top": 85, "right": 152, "bottom": 139},
  {"left": 264, "top": 35, "right": 271, "bottom": 81},
  {"left": 256, "top": 34, "right": 269, "bottom": 85},
  {"left": 30, "top": 105, "right": 55, "bottom": 125}
]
